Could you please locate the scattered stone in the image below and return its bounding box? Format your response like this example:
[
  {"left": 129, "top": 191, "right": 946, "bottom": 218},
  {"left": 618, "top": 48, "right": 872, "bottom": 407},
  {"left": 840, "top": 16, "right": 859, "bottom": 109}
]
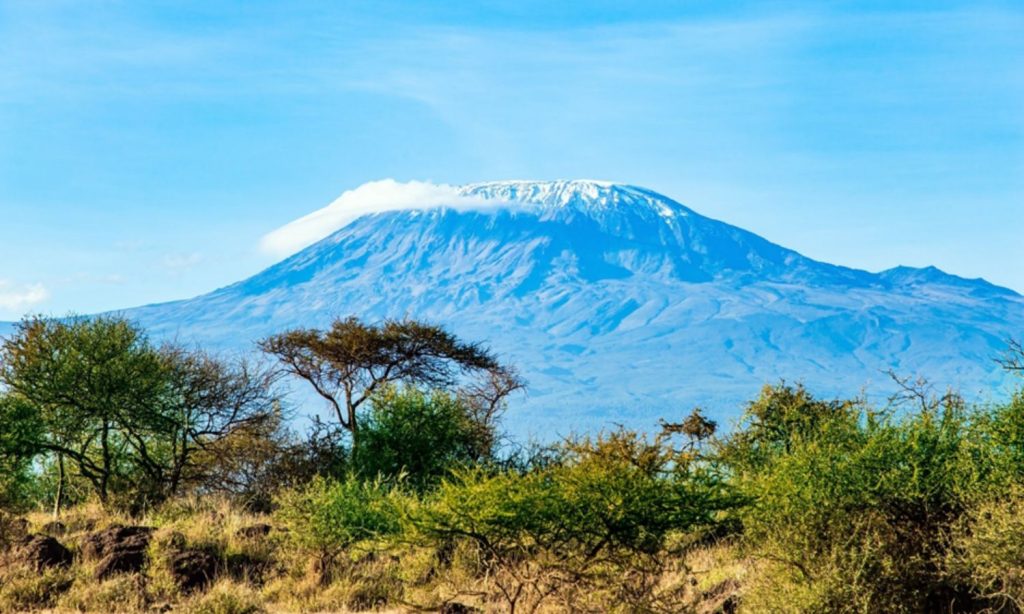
[
  {"left": 18, "top": 534, "right": 73, "bottom": 571},
  {"left": 719, "top": 596, "right": 738, "bottom": 614},
  {"left": 226, "top": 551, "right": 271, "bottom": 585},
  {"left": 235, "top": 523, "right": 272, "bottom": 539},
  {"left": 169, "top": 549, "right": 219, "bottom": 593},
  {"left": 94, "top": 548, "right": 149, "bottom": 580},
  {"left": 83, "top": 525, "right": 154, "bottom": 580},
  {"left": 81, "top": 525, "right": 154, "bottom": 561}
]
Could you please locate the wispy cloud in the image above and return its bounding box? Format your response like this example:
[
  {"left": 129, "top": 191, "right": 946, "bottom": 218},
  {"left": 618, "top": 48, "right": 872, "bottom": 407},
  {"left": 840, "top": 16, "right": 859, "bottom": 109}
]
[
  {"left": 161, "top": 252, "right": 204, "bottom": 272},
  {"left": 260, "top": 179, "right": 495, "bottom": 256},
  {"left": 0, "top": 280, "right": 49, "bottom": 312}
]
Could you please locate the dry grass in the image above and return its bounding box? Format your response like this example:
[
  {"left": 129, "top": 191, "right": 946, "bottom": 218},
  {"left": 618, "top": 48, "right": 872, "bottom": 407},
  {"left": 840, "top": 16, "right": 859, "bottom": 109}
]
[{"left": 0, "top": 499, "right": 753, "bottom": 613}]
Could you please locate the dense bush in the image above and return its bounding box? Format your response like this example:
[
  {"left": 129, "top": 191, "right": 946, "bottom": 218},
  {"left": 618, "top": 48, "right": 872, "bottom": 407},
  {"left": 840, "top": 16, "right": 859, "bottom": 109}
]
[
  {"left": 410, "top": 428, "right": 739, "bottom": 610},
  {"left": 948, "top": 489, "right": 1024, "bottom": 611},
  {"left": 274, "top": 475, "right": 409, "bottom": 558},
  {"left": 352, "top": 387, "right": 491, "bottom": 489},
  {"left": 722, "top": 384, "right": 1005, "bottom": 612}
]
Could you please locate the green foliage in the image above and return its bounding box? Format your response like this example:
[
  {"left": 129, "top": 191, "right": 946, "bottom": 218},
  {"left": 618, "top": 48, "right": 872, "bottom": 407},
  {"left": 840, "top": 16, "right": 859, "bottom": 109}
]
[
  {"left": 1, "top": 315, "right": 168, "bottom": 506},
  {"left": 724, "top": 383, "right": 1002, "bottom": 612},
  {"left": 353, "top": 387, "right": 488, "bottom": 489},
  {"left": 0, "top": 315, "right": 281, "bottom": 511},
  {"left": 948, "top": 489, "right": 1024, "bottom": 610},
  {"left": 411, "top": 428, "right": 739, "bottom": 610},
  {"left": 0, "top": 394, "right": 43, "bottom": 510},
  {"left": 274, "top": 475, "right": 409, "bottom": 555},
  {"left": 967, "top": 390, "right": 1024, "bottom": 496},
  {"left": 715, "top": 382, "right": 867, "bottom": 474},
  {"left": 6, "top": 314, "right": 1024, "bottom": 611}
]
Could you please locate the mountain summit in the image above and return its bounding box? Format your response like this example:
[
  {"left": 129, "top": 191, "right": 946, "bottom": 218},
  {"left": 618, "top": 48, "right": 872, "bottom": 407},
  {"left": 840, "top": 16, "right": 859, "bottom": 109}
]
[{"left": 117, "top": 180, "right": 1022, "bottom": 432}]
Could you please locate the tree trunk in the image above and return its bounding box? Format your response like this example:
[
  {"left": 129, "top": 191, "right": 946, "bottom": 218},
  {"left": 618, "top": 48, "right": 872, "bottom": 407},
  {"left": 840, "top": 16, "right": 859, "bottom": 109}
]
[{"left": 52, "top": 453, "right": 65, "bottom": 520}]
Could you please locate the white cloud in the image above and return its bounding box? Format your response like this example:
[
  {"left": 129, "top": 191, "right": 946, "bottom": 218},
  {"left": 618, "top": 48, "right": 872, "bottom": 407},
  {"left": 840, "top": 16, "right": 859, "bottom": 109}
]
[
  {"left": 260, "top": 179, "right": 496, "bottom": 257},
  {"left": 0, "top": 280, "right": 49, "bottom": 312}
]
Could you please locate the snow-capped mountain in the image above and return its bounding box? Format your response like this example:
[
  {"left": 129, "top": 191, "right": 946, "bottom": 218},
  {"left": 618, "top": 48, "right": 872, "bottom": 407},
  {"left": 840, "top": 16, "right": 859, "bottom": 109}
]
[
  {"left": 43, "top": 181, "right": 1024, "bottom": 433},
  {"left": 119, "top": 180, "right": 1024, "bottom": 431}
]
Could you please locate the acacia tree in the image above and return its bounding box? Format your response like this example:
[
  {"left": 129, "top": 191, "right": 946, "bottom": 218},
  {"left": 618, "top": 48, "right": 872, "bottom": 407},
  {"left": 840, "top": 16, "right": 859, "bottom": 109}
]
[
  {"left": 122, "top": 346, "right": 282, "bottom": 503},
  {"left": 260, "top": 317, "right": 522, "bottom": 445},
  {"left": 0, "top": 315, "right": 281, "bottom": 511}
]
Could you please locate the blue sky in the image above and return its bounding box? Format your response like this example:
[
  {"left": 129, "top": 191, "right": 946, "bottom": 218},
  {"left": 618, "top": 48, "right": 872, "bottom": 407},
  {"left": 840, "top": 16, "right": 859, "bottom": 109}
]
[{"left": 0, "top": 0, "right": 1022, "bottom": 319}]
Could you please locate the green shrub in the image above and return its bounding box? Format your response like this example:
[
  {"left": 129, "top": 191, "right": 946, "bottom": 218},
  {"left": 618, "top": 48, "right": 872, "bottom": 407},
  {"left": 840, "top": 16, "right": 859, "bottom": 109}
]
[
  {"left": 274, "top": 475, "right": 409, "bottom": 557},
  {"left": 0, "top": 315, "right": 282, "bottom": 513},
  {"left": 411, "top": 428, "right": 738, "bottom": 611},
  {"left": 966, "top": 390, "right": 1024, "bottom": 497},
  {"left": 353, "top": 387, "right": 491, "bottom": 490},
  {"left": 725, "top": 384, "right": 998, "bottom": 612},
  {"left": 715, "top": 382, "right": 866, "bottom": 475}
]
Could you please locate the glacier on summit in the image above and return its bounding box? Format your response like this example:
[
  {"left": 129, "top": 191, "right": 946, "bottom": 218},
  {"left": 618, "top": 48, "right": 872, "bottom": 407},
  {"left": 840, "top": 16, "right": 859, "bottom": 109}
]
[{"left": 71, "top": 181, "right": 1024, "bottom": 433}]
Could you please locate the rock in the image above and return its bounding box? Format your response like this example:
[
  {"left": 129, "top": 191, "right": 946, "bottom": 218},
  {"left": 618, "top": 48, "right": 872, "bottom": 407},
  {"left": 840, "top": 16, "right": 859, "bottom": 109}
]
[
  {"left": 41, "top": 521, "right": 67, "bottom": 537},
  {"left": 440, "top": 602, "right": 481, "bottom": 614},
  {"left": 18, "top": 535, "right": 73, "bottom": 571},
  {"left": 169, "top": 549, "right": 219, "bottom": 593},
  {"left": 81, "top": 525, "right": 153, "bottom": 561},
  {"left": 94, "top": 548, "right": 149, "bottom": 580},
  {"left": 235, "top": 523, "right": 272, "bottom": 539},
  {"left": 83, "top": 525, "right": 154, "bottom": 580}
]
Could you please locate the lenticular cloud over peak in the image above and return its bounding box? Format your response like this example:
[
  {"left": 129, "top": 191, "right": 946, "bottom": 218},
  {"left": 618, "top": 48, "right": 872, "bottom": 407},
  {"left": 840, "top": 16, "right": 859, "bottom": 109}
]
[
  {"left": 260, "top": 179, "right": 492, "bottom": 256},
  {"left": 259, "top": 178, "right": 667, "bottom": 257}
]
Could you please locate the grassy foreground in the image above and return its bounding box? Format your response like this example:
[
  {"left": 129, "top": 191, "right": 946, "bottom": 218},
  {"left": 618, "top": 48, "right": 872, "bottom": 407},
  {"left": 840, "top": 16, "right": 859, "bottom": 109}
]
[{"left": 0, "top": 496, "right": 747, "bottom": 613}]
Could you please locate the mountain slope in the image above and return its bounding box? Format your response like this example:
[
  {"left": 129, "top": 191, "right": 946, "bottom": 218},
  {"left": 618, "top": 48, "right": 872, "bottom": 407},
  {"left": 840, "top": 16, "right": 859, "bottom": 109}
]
[{"left": 107, "top": 181, "right": 1024, "bottom": 432}]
